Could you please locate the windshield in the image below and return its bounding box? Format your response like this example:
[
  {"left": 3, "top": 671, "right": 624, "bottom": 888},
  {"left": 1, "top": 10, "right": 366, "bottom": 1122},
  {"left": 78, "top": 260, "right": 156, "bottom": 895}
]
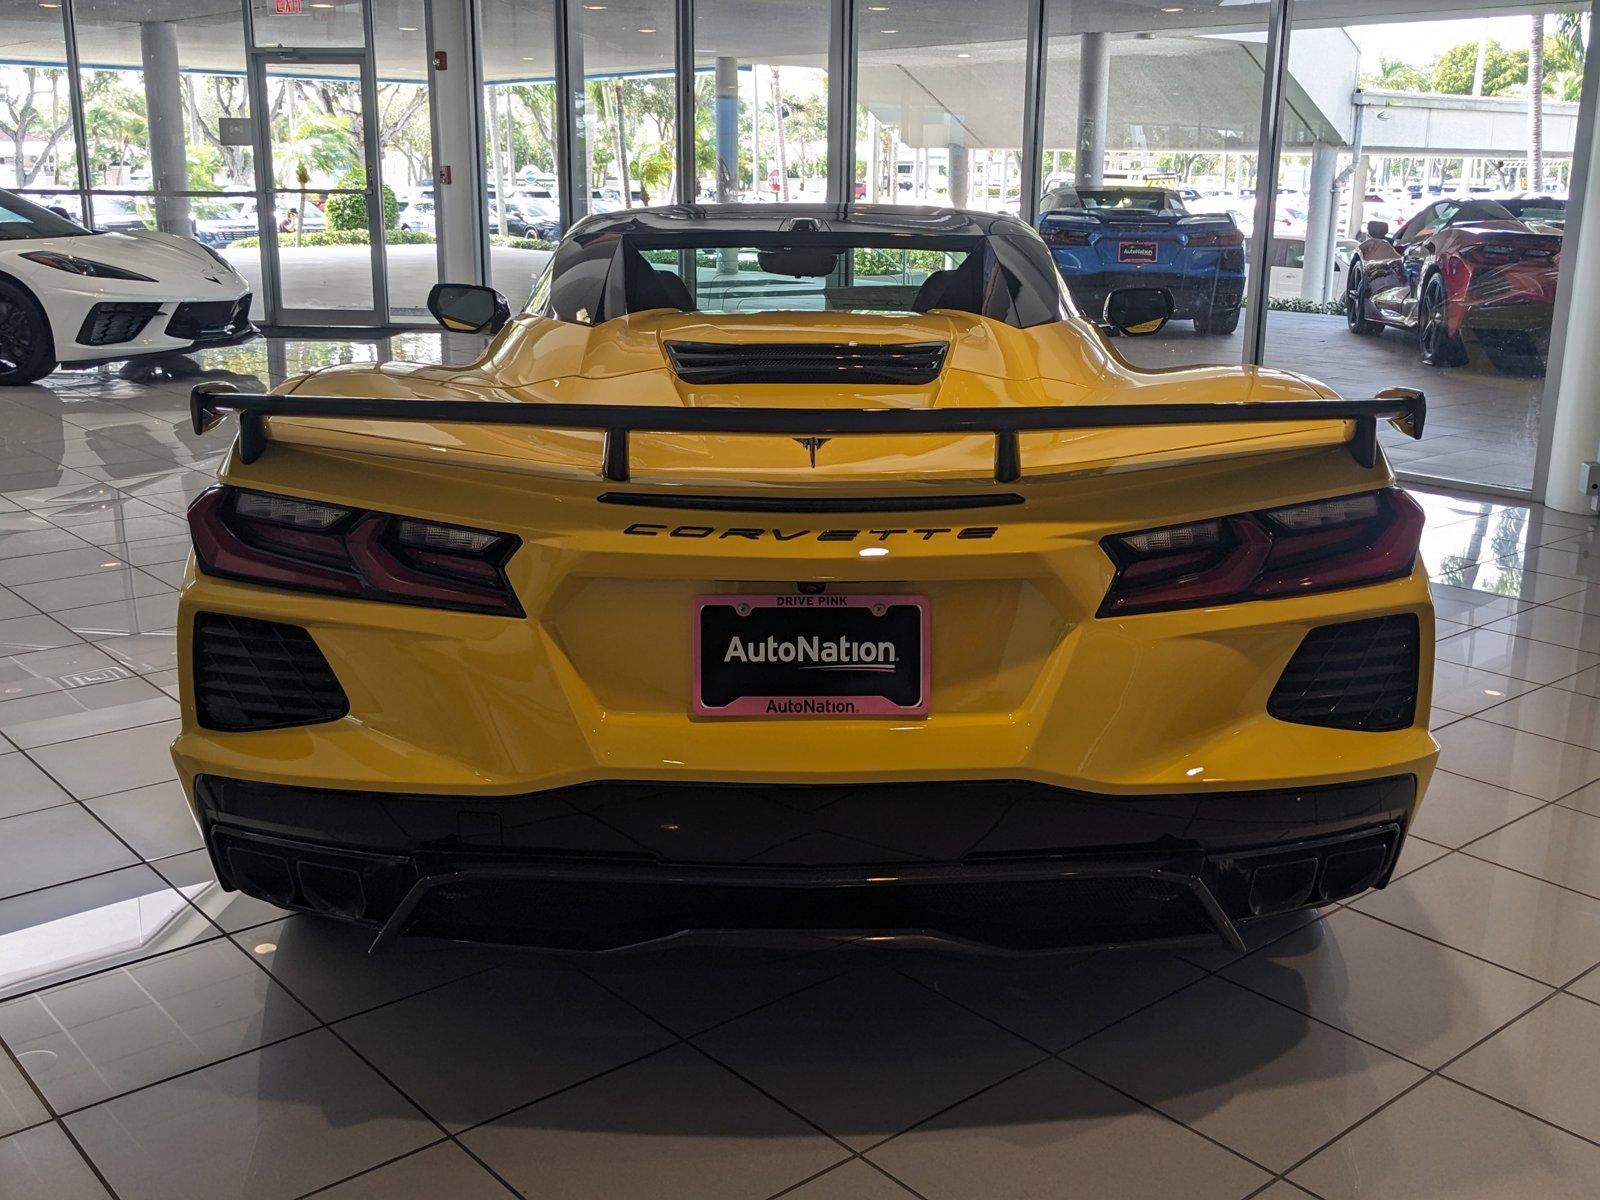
[
  {"left": 640, "top": 245, "right": 971, "bottom": 316},
  {"left": 1042, "top": 187, "right": 1188, "bottom": 216},
  {"left": 0, "top": 192, "right": 90, "bottom": 240},
  {"left": 1453, "top": 200, "right": 1516, "bottom": 222},
  {"left": 540, "top": 216, "right": 1068, "bottom": 330},
  {"left": 1502, "top": 199, "right": 1566, "bottom": 223}
]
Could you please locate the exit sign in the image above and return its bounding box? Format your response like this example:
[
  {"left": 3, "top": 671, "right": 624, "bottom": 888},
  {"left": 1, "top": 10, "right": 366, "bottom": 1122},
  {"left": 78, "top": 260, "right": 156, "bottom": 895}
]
[{"left": 274, "top": 0, "right": 303, "bottom": 14}]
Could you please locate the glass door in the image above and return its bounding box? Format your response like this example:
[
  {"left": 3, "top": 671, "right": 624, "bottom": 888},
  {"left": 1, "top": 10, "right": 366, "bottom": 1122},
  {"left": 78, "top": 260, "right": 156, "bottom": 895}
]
[{"left": 251, "top": 52, "right": 387, "bottom": 325}]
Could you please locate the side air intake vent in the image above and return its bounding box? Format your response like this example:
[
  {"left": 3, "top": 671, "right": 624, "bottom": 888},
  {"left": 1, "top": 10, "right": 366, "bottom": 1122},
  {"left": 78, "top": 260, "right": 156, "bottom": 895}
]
[
  {"left": 1268, "top": 614, "right": 1419, "bottom": 732},
  {"left": 194, "top": 613, "right": 348, "bottom": 732},
  {"left": 665, "top": 340, "right": 948, "bottom": 384}
]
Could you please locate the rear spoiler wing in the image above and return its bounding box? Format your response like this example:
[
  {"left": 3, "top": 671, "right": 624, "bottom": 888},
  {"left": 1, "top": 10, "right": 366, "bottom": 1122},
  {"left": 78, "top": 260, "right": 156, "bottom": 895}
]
[{"left": 191, "top": 382, "right": 1424, "bottom": 485}]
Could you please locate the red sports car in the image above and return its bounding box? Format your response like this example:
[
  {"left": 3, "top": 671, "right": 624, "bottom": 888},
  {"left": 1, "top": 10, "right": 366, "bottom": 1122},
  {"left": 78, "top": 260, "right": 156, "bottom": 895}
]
[{"left": 1345, "top": 197, "right": 1562, "bottom": 371}]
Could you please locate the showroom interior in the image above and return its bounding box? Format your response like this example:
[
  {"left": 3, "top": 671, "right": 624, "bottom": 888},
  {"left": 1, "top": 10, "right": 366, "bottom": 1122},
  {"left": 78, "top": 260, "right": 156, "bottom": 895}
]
[{"left": 0, "top": 0, "right": 1598, "bottom": 1196}]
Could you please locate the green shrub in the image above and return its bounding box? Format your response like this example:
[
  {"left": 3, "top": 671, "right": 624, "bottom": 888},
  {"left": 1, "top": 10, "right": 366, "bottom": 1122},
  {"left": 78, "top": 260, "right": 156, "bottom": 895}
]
[
  {"left": 491, "top": 235, "right": 557, "bottom": 251},
  {"left": 231, "top": 228, "right": 434, "bottom": 250},
  {"left": 1265, "top": 297, "right": 1344, "bottom": 316},
  {"left": 324, "top": 171, "right": 399, "bottom": 231}
]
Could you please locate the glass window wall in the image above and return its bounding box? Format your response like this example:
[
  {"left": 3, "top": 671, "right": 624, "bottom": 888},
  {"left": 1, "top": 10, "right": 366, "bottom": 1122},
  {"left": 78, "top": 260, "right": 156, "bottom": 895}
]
[
  {"left": 480, "top": 0, "right": 558, "bottom": 303},
  {"left": 372, "top": 0, "right": 436, "bottom": 316},
  {"left": 1038, "top": 1, "right": 1271, "bottom": 368},
  {"left": 694, "top": 0, "right": 831, "bottom": 204},
  {"left": 857, "top": 1, "right": 1031, "bottom": 211},
  {"left": 1262, "top": 0, "right": 1591, "bottom": 493},
  {"left": 0, "top": 0, "right": 79, "bottom": 216}
]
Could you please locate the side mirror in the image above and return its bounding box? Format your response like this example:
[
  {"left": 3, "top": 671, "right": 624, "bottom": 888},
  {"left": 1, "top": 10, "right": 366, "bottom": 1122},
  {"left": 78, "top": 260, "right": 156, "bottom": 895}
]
[
  {"left": 1366, "top": 219, "right": 1390, "bottom": 240},
  {"left": 427, "top": 283, "right": 510, "bottom": 334},
  {"left": 1103, "top": 287, "right": 1173, "bottom": 337}
]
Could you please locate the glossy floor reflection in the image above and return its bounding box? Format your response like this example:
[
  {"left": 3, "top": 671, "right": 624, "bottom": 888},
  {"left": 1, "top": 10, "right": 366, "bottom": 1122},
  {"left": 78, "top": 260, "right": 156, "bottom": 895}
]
[{"left": 0, "top": 347, "right": 1598, "bottom": 1198}]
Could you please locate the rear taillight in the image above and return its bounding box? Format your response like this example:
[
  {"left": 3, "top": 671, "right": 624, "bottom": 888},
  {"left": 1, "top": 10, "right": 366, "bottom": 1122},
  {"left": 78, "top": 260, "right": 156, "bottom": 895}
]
[
  {"left": 1185, "top": 229, "right": 1245, "bottom": 248},
  {"left": 188, "top": 486, "right": 522, "bottom": 615},
  {"left": 1462, "top": 243, "right": 1561, "bottom": 267},
  {"left": 1099, "top": 489, "right": 1424, "bottom": 616},
  {"left": 1040, "top": 223, "right": 1093, "bottom": 246}
]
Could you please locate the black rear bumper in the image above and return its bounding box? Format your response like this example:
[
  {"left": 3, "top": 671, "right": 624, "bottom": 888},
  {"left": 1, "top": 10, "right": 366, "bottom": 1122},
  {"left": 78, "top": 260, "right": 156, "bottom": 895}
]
[{"left": 193, "top": 774, "right": 1416, "bottom": 953}]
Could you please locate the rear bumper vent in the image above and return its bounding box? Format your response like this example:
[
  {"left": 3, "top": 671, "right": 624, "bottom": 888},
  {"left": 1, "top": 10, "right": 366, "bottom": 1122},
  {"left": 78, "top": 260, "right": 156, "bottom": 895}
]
[
  {"left": 665, "top": 340, "right": 949, "bottom": 384},
  {"left": 193, "top": 613, "right": 348, "bottom": 732},
  {"left": 1268, "top": 614, "right": 1420, "bottom": 732}
]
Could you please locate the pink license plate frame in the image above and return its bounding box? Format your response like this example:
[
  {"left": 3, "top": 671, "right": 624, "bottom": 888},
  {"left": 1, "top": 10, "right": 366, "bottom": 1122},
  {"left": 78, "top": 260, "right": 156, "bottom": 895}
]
[{"left": 693, "top": 593, "right": 931, "bottom": 718}]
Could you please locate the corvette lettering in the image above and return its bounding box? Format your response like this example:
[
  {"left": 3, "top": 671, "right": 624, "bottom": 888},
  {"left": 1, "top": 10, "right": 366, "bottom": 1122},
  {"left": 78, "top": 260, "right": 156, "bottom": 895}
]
[{"left": 623, "top": 523, "right": 997, "bottom": 543}]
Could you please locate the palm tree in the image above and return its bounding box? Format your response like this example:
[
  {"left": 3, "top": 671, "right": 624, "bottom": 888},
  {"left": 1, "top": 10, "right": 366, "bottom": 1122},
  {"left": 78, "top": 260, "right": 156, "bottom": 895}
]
[{"left": 1528, "top": 14, "right": 1544, "bottom": 190}]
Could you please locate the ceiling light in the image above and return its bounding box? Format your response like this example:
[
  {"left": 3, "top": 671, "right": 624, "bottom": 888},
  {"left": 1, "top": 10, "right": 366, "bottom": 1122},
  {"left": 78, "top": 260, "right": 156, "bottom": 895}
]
[
  {"left": 859, "top": 547, "right": 889, "bottom": 558},
  {"left": 956, "top": 52, "right": 970, "bottom": 58},
  {"left": 39, "top": 2, "right": 60, "bottom": 7},
  {"left": 880, "top": 28, "right": 899, "bottom": 34},
  {"left": 582, "top": 3, "right": 606, "bottom": 8},
  {"left": 399, "top": 25, "right": 417, "bottom": 31},
  {"left": 637, "top": 26, "right": 655, "bottom": 32}
]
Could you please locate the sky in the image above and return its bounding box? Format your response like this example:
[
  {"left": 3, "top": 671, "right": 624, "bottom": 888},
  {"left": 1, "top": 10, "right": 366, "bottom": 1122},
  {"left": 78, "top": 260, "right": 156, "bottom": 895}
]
[{"left": 1347, "top": 15, "right": 1571, "bottom": 71}]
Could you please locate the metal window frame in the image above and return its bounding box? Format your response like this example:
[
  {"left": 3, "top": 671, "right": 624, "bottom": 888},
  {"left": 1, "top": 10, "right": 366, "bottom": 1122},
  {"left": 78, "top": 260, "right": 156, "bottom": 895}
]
[
  {"left": 58, "top": 0, "right": 93, "bottom": 221},
  {"left": 426, "top": 0, "right": 491, "bottom": 289},
  {"left": 675, "top": 0, "right": 697, "bottom": 205},
  {"left": 1018, "top": 0, "right": 1049, "bottom": 227},
  {"left": 554, "top": 0, "right": 589, "bottom": 231},
  {"left": 825, "top": 0, "right": 858, "bottom": 204},
  {"left": 1240, "top": 0, "right": 1293, "bottom": 368},
  {"left": 1530, "top": 3, "right": 1600, "bottom": 503}
]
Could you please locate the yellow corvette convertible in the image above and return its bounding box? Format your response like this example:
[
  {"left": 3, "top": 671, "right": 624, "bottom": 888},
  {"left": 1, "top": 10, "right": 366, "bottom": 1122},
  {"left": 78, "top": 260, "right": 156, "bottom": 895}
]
[{"left": 175, "top": 205, "right": 1436, "bottom": 953}]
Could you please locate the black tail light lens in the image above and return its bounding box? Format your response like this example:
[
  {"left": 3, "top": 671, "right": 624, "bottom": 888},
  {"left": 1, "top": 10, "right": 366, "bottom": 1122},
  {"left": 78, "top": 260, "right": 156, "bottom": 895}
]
[
  {"left": 1099, "top": 489, "right": 1424, "bottom": 616},
  {"left": 188, "top": 486, "right": 523, "bottom": 615}
]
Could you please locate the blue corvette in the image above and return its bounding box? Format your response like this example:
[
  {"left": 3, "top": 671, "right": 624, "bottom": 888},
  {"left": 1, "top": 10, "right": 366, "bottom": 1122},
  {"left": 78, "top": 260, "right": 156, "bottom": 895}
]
[{"left": 1038, "top": 186, "right": 1246, "bottom": 334}]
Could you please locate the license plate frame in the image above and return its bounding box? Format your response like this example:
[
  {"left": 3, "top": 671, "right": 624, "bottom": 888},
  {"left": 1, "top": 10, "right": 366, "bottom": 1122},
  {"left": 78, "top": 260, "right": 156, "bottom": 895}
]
[
  {"left": 1118, "top": 241, "right": 1159, "bottom": 264},
  {"left": 693, "top": 593, "right": 930, "bottom": 718}
]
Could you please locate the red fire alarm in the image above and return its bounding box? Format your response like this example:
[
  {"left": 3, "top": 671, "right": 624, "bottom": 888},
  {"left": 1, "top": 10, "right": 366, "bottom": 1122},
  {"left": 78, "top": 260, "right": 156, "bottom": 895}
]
[
  {"left": 433, "top": 50, "right": 447, "bottom": 70},
  {"left": 438, "top": 165, "right": 452, "bottom": 185}
]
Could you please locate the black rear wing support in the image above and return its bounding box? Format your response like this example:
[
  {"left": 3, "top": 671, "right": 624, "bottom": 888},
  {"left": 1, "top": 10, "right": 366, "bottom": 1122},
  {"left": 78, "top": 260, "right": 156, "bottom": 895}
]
[{"left": 191, "top": 383, "right": 1424, "bottom": 484}]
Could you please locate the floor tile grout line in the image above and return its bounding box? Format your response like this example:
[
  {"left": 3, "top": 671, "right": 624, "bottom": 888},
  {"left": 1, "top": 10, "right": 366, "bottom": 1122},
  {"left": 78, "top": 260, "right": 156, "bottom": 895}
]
[
  {"left": 852, "top": 954, "right": 1288, "bottom": 1181},
  {"left": 286, "top": 1137, "right": 468, "bottom": 1200},
  {"left": 6, "top": 709, "right": 183, "bottom": 757},
  {"left": 1256, "top": 975, "right": 1595, "bottom": 1187},
  {"left": 50, "top": 1116, "right": 130, "bottom": 1200},
  {"left": 261, "top": 977, "right": 537, "bottom": 1200},
  {"left": 764, "top": 1151, "right": 931, "bottom": 1200},
  {"left": 1212, "top": 947, "right": 1553, "bottom": 1079},
  {"left": 1349, "top": 894, "right": 1597, "bottom": 989},
  {"left": 1445, "top": 842, "right": 1600, "bottom": 905}
]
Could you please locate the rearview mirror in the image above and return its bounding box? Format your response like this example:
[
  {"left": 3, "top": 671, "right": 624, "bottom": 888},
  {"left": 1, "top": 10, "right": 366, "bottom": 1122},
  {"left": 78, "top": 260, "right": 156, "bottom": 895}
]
[
  {"left": 1366, "top": 219, "right": 1390, "bottom": 240},
  {"left": 427, "top": 283, "right": 511, "bottom": 334},
  {"left": 1103, "top": 287, "right": 1173, "bottom": 337}
]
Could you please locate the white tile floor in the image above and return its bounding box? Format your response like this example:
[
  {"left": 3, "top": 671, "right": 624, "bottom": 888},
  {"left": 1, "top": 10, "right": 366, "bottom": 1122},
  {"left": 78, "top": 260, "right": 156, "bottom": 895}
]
[{"left": 0, "top": 343, "right": 1598, "bottom": 1199}]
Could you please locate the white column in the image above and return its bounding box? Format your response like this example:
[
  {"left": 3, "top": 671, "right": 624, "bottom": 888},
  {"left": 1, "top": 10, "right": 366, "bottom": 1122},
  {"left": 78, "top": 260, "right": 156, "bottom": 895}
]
[
  {"left": 715, "top": 56, "right": 739, "bottom": 201},
  {"left": 426, "top": 0, "right": 486, "bottom": 284},
  {"left": 1542, "top": 134, "right": 1600, "bottom": 513},
  {"left": 1075, "top": 32, "right": 1109, "bottom": 187},
  {"left": 1301, "top": 140, "right": 1337, "bottom": 302},
  {"left": 947, "top": 139, "right": 968, "bottom": 207},
  {"left": 139, "top": 21, "right": 191, "bottom": 236}
]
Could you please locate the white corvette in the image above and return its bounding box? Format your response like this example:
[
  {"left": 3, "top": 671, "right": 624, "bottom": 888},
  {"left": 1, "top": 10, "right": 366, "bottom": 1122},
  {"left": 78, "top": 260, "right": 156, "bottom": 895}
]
[{"left": 0, "top": 189, "right": 255, "bottom": 386}]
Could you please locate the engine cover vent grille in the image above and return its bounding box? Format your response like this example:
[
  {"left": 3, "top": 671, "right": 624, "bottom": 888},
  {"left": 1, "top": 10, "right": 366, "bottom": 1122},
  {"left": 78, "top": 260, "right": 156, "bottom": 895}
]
[
  {"left": 1268, "top": 614, "right": 1420, "bottom": 732},
  {"left": 193, "top": 613, "right": 348, "bottom": 732},
  {"left": 665, "top": 340, "right": 948, "bottom": 385}
]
